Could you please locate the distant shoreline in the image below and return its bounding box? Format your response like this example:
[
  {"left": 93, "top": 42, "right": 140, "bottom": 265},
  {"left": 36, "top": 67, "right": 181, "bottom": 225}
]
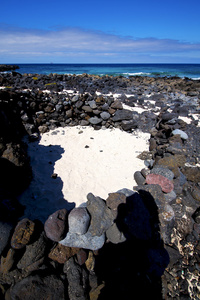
[
  {"left": 1, "top": 63, "right": 200, "bottom": 79},
  {"left": 0, "top": 64, "right": 19, "bottom": 72}
]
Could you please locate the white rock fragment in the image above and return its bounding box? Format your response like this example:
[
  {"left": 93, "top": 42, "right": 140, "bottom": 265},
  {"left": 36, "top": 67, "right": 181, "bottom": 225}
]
[{"left": 172, "top": 129, "right": 188, "bottom": 140}]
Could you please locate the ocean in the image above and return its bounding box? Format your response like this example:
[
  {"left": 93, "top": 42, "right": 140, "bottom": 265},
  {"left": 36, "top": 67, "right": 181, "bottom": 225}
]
[{"left": 13, "top": 63, "right": 200, "bottom": 79}]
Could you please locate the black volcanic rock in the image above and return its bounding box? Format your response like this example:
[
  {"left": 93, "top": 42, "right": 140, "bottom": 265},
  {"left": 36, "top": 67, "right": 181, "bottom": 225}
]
[{"left": 0, "top": 64, "right": 19, "bottom": 72}]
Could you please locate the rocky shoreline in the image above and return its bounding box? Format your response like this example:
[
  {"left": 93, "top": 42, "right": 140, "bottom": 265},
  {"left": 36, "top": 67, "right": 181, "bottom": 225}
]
[
  {"left": 0, "top": 71, "right": 200, "bottom": 299},
  {"left": 0, "top": 65, "right": 19, "bottom": 72}
]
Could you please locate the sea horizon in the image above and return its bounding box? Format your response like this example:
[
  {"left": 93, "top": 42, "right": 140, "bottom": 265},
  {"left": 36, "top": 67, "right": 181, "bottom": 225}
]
[{"left": 2, "top": 63, "right": 200, "bottom": 79}]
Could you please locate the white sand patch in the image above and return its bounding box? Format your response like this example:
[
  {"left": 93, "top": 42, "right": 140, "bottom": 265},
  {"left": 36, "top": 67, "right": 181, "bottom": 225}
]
[
  {"left": 18, "top": 126, "right": 150, "bottom": 222},
  {"left": 125, "top": 94, "right": 135, "bottom": 98},
  {"left": 178, "top": 116, "right": 192, "bottom": 124},
  {"left": 122, "top": 103, "right": 147, "bottom": 114},
  {"left": 191, "top": 114, "right": 200, "bottom": 127},
  {"left": 143, "top": 100, "right": 156, "bottom": 106},
  {"left": 112, "top": 93, "right": 122, "bottom": 99}
]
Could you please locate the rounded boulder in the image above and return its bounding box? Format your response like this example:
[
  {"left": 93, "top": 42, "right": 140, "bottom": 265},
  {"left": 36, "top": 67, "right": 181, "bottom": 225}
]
[
  {"left": 44, "top": 209, "right": 68, "bottom": 242},
  {"left": 68, "top": 207, "right": 90, "bottom": 235}
]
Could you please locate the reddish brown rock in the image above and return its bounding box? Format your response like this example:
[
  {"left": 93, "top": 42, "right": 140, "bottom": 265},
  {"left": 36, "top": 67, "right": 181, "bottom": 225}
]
[
  {"left": 0, "top": 248, "right": 16, "bottom": 274},
  {"left": 111, "top": 100, "right": 123, "bottom": 110},
  {"left": 146, "top": 173, "right": 174, "bottom": 193},
  {"left": 11, "top": 218, "right": 35, "bottom": 249},
  {"left": 44, "top": 208, "right": 68, "bottom": 242},
  {"left": 76, "top": 249, "right": 88, "bottom": 265},
  {"left": 48, "top": 244, "right": 79, "bottom": 264}
]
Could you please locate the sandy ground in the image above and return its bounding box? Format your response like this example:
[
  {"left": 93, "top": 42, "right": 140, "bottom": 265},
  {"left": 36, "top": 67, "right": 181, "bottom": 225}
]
[{"left": 18, "top": 126, "right": 150, "bottom": 222}]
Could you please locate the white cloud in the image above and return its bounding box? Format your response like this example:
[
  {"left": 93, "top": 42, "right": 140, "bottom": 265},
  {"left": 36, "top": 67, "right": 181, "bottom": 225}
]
[{"left": 0, "top": 25, "right": 200, "bottom": 62}]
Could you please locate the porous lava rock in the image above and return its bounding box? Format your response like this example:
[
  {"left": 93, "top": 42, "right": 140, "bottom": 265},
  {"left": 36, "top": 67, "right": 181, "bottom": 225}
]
[{"left": 11, "top": 218, "right": 35, "bottom": 249}]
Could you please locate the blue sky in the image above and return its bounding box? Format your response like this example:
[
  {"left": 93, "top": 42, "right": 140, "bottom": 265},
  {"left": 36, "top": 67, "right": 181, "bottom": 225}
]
[{"left": 1, "top": 0, "right": 200, "bottom": 63}]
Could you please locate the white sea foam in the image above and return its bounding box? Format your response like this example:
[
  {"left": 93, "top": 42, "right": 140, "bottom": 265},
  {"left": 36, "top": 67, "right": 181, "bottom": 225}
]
[{"left": 123, "top": 72, "right": 151, "bottom": 76}]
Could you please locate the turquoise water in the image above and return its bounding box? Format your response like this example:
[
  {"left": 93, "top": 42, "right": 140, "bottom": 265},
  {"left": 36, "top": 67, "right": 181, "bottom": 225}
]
[{"left": 12, "top": 63, "right": 200, "bottom": 79}]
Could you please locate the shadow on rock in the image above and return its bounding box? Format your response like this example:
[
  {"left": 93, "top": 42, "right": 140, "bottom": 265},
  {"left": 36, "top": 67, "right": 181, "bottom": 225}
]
[{"left": 94, "top": 191, "right": 169, "bottom": 300}]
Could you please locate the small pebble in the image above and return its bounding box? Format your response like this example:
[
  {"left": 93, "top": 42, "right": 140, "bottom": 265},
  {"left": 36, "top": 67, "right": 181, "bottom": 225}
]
[{"left": 51, "top": 173, "right": 58, "bottom": 179}]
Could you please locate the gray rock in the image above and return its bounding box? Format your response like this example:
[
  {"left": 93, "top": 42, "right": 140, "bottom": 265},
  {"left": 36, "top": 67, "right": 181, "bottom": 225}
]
[
  {"left": 117, "top": 188, "right": 135, "bottom": 197},
  {"left": 55, "top": 104, "right": 63, "bottom": 112},
  {"left": 151, "top": 166, "right": 174, "bottom": 181},
  {"left": 102, "top": 103, "right": 109, "bottom": 111},
  {"left": 38, "top": 125, "right": 48, "bottom": 133},
  {"left": 75, "top": 100, "right": 83, "bottom": 109},
  {"left": 134, "top": 184, "right": 166, "bottom": 210},
  {"left": 71, "top": 95, "right": 79, "bottom": 102},
  {"left": 88, "top": 100, "right": 97, "bottom": 109},
  {"left": 181, "top": 190, "right": 199, "bottom": 216},
  {"left": 160, "top": 204, "right": 175, "bottom": 222},
  {"left": 88, "top": 117, "right": 102, "bottom": 125},
  {"left": 141, "top": 168, "right": 150, "bottom": 178},
  {"left": 162, "top": 112, "right": 178, "bottom": 122},
  {"left": 173, "top": 215, "right": 194, "bottom": 239},
  {"left": 59, "top": 231, "right": 105, "bottom": 250},
  {"left": 172, "top": 129, "right": 188, "bottom": 140},
  {"left": 144, "top": 159, "right": 154, "bottom": 168},
  {"left": 17, "top": 232, "right": 47, "bottom": 270},
  {"left": 164, "top": 245, "right": 182, "bottom": 268},
  {"left": 106, "top": 192, "right": 126, "bottom": 219},
  {"left": 65, "top": 109, "right": 73, "bottom": 118},
  {"left": 10, "top": 274, "right": 65, "bottom": 300},
  {"left": 112, "top": 109, "right": 133, "bottom": 121},
  {"left": 21, "top": 113, "right": 29, "bottom": 122},
  {"left": 193, "top": 223, "right": 200, "bottom": 239},
  {"left": 82, "top": 105, "right": 93, "bottom": 113},
  {"left": 68, "top": 207, "right": 90, "bottom": 235},
  {"left": 106, "top": 223, "right": 126, "bottom": 244},
  {"left": 121, "top": 120, "right": 137, "bottom": 131},
  {"left": 86, "top": 193, "right": 114, "bottom": 236},
  {"left": 167, "top": 117, "right": 178, "bottom": 125},
  {"left": 80, "top": 120, "right": 89, "bottom": 126},
  {"left": 100, "top": 111, "right": 110, "bottom": 120},
  {"left": 164, "top": 190, "right": 177, "bottom": 202},
  {"left": 178, "top": 170, "right": 187, "bottom": 186},
  {"left": 134, "top": 171, "right": 146, "bottom": 185},
  {"left": 149, "top": 138, "right": 157, "bottom": 151},
  {"left": 64, "top": 257, "right": 89, "bottom": 300},
  {"left": 0, "top": 221, "right": 14, "bottom": 256}
]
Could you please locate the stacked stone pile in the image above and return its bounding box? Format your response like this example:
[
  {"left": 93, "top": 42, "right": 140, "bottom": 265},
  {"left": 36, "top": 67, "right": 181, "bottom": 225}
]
[{"left": 0, "top": 190, "right": 169, "bottom": 299}]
